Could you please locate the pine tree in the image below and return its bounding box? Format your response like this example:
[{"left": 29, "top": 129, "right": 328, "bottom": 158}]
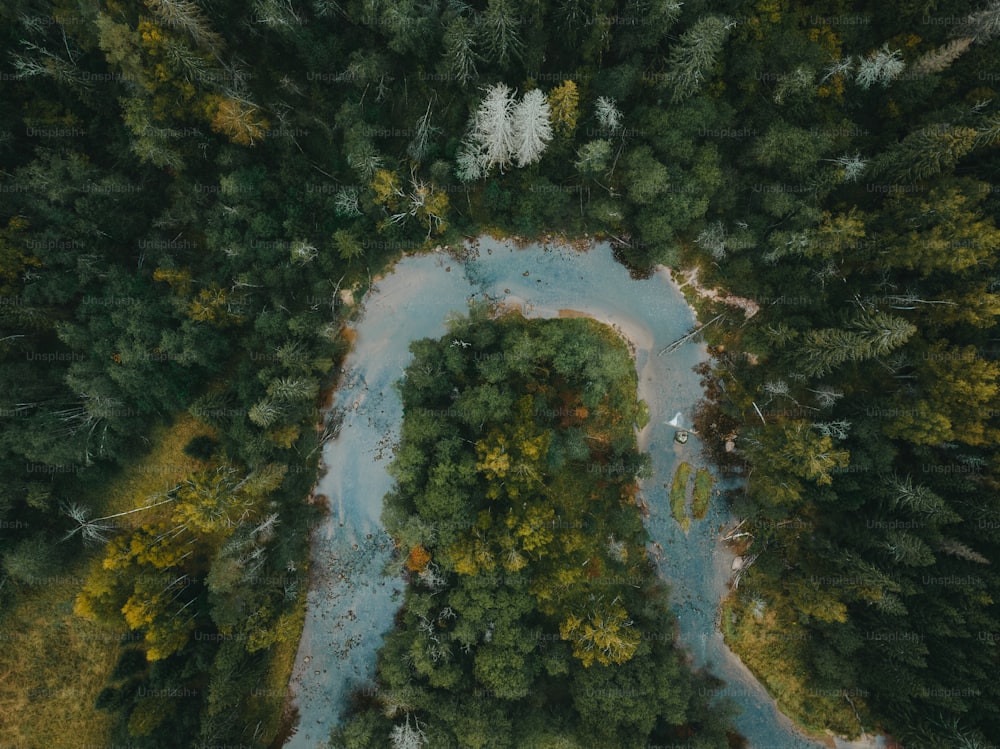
[
  {"left": 952, "top": 0, "right": 1000, "bottom": 43},
  {"left": 480, "top": 0, "right": 523, "bottom": 65},
  {"left": 975, "top": 113, "right": 1000, "bottom": 148},
  {"left": 574, "top": 139, "right": 612, "bottom": 177},
  {"left": 881, "top": 530, "right": 936, "bottom": 567},
  {"left": 333, "top": 229, "right": 364, "bottom": 261},
  {"left": 2, "top": 535, "right": 59, "bottom": 585},
  {"left": 346, "top": 140, "right": 384, "bottom": 181},
  {"left": 555, "top": 0, "right": 586, "bottom": 30},
  {"left": 662, "top": 15, "right": 734, "bottom": 103},
  {"left": 547, "top": 80, "right": 579, "bottom": 137},
  {"left": 11, "top": 40, "right": 88, "bottom": 91},
  {"left": 248, "top": 397, "right": 282, "bottom": 427},
  {"left": 773, "top": 66, "right": 814, "bottom": 105},
  {"left": 144, "top": 0, "right": 225, "bottom": 52},
  {"left": 800, "top": 312, "right": 916, "bottom": 377},
  {"left": 442, "top": 17, "right": 479, "bottom": 85},
  {"left": 876, "top": 126, "right": 978, "bottom": 182},
  {"left": 885, "top": 342, "right": 1000, "bottom": 446},
  {"left": 878, "top": 177, "right": 1000, "bottom": 275},
  {"left": 267, "top": 376, "right": 318, "bottom": 402},
  {"left": 455, "top": 140, "right": 485, "bottom": 182},
  {"left": 851, "top": 312, "right": 919, "bottom": 357}
]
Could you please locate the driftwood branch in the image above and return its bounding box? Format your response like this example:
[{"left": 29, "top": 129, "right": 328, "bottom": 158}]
[
  {"left": 657, "top": 314, "right": 725, "bottom": 357},
  {"left": 731, "top": 551, "right": 760, "bottom": 590}
]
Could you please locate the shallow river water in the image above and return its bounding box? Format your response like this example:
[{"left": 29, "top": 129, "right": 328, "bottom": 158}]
[{"left": 283, "top": 238, "right": 886, "bottom": 749}]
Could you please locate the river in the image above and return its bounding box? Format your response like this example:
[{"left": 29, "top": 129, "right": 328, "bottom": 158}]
[{"left": 283, "top": 237, "right": 887, "bottom": 749}]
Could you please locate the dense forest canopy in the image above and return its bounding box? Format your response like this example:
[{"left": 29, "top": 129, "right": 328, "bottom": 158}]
[{"left": 0, "top": 0, "right": 998, "bottom": 746}]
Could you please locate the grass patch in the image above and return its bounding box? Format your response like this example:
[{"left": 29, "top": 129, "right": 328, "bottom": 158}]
[
  {"left": 0, "top": 575, "right": 119, "bottom": 746},
  {"left": 691, "top": 467, "right": 713, "bottom": 520},
  {"left": 0, "top": 413, "right": 215, "bottom": 746},
  {"left": 254, "top": 583, "right": 309, "bottom": 742},
  {"left": 90, "top": 412, "right": 217, "bottom": 521},
  {"left": 721, "top": 593, "right": 868, "bottom": 739},
  {"left": 669, "top": 461, "right": 692, "bottom": 532},
  {"left": 636, "top": 399, "right": 650, "bottom": 429}
]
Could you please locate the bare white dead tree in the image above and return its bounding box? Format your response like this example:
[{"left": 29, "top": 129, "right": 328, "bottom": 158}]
[
  {"left": 511, "top": 88, "right": 553, "bottom": 167},
  {"left": 855, "top": 45, "right": 905, "bottom": 89}
]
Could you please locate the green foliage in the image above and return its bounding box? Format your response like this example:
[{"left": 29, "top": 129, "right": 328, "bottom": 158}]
[
  {"left": 3, "top": 0, "right": 1000, "bottom": 745},
  {"left": 692, "top": 468, "right": 713, "bottom": 520},
  {"left": 669, "top": 461, "right": 693, "bottom": 531},
  {"left": 798, "top": 312, "right": 917, "bottom": 377},
  {"left": 874, "top": 125, "right": 978, "bottom": 182},
  {"left": 661, "top": 15, "right": 733, "bottom": 103},
  {"left": 182, "top": 435, "right": 219, "bottom": 461},
  {"left": 337, "top": 312, "right": 733, "bottom": 747}
]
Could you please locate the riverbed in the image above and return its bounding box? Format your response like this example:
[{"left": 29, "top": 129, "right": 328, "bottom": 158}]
[{"left": 283, "top": 237, "right": 886, "bottom": 749}]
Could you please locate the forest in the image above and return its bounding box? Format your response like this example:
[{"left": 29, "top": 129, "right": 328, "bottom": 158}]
[
  {"left": 0, "top": 0, "right": 997, "bottom": 746},
  {"left": 332, "top": 309, "right": 739, "bottom": 748}
]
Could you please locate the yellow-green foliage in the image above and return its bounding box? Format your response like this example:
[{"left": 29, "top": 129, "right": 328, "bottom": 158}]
[
  {"left": 721, "top": 593, "right": 866, "bottom": 738},
  {"left": 692, "top": 467, "right": 713, "bottom": 520},
  {"left": 98, "top": 413, "right": 217, "bottom": 520},
  {"left": 253, "top": 582, "right": 308, "bottom": 739},
  {"left": 669, "top": 461, "right": 693, "bottom": 531},
  {"left": 0, "top": 574, "right": 119, "bottom": 747}
]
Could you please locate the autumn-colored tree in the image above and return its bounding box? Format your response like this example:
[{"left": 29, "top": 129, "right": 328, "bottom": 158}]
[
  {"left": 560, "top": 598, "right": 641, "bottom": 667},
  {"left": 406, "top": 544, "right": 432, "bottom": 572},
  {"left": 547, "top": 80, "right": 579, "bottom": 137},
  {"left": 75, "top": 463, "right": 287, "bottom": 660},
  {"left": 878, "top": 178, "right": 1000, "bottom": 276},
  {"left": 475, "top": 419, "right": 549, "bottom": 501},
  {"left": 208, "top": 95, "right": 269, "bottom": 146},
  {"left": 188, "top": 285, "right": 234, "bottom": 324},
  {"left": 885, "top": 342, "right": 1000, "bottom": 447}
]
